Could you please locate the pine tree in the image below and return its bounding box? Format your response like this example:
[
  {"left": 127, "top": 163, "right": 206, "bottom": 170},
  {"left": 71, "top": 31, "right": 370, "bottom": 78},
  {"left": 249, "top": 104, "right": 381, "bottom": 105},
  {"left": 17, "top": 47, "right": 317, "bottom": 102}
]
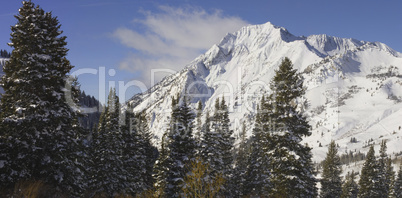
[
  {"left": 194, "top": 100, "right": 203, "bottom": 155},
  {"left": 267, "top": 57, "right": 317, "bottom": 197},
  {"left": 244, "top": 97, "right": 272, "bottom": 196},
  {"left": 120, "top": 106, "right": 140, "bottom": 195},
  {"left": 386, "top": 158, "right": 396, "bottom": 198},
  {"left": 377, "top": 140, "right": 388, "bottom": 197},
  {"left": 233, "top": 121, "right": 249, "bottom": 197},
  {"left": 218, "top": 97, "right": 235, "bottom": 195},
  {"left": 321, "top": 140, "right": 342, "bottom": 198},
  {"left": 200, "top": 104, "right": 220, "bottom": 174},
  {"left": 152, "top": 96, "right": 180, "bottom": 197},
  {"left": 121, "top": 108, "right": 157, "bottom": 195},
  {"left": 340, "top": 171, "right": 358, "bottom": 198},
  {"left": 0, "top": 1, "right": 84, "bottom": 195},
  {"left": 395, "top": 162, "right": 402, "bottom": 198},
  {"left": 203, "top": 110, "right": 211, "bottom": 143},
  {"left": 152, "top": 132, "right": 170, "bottom": 197},
  {"left": 358, "top": 145, "right": 380, "bottom": 197},
  {"left": 376, "top": 140, "right": 395, "bottom": 198},
  {"left": 195, "top": 100, "right": 203, "bottom": 138},
  {"left": 136, "top": 112, "right": 158, "bottom": 191},
  {"left": 97, "top": 104, "right": 107, "bottom": 133},
  {"left": 200, "top": 97, "right": 234, "bottom": 196},
  {"left": 88, "top": 88, "right": 125, "bottom": 196},
  {"left": 165, "top": 96, "right": 196, "bottom": 197}
]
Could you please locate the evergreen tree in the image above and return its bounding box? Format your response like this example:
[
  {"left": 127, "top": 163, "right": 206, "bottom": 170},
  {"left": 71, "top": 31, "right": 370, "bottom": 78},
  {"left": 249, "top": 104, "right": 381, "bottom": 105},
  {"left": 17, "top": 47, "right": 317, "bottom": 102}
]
[
  {"left": 194, "top": 100, "right": 203, "bottom": 155},
  {"left": 395, "top": 162, "right": 402, "bottom": 198},
  {"left": 358, "top": 145, "right": 380, "bottom": 197},
  {"left": 218, "top": 97, "right": 235, "bottom": 195},
  {"left": 88, "top": 88, "right": 125, "bottom": 196},
  {"left": 195, "top": 100, "right": 203, "bottom": 138},
  {"left": 136, "top": 112, "right": 158, "bottom": 191},
  {"left": 340, "top": 171, "right": 358, "bottom": 198},
  {"left": 386, "top": 158, "right": 396, "bottom": 198},
  {"left": 321, "top": 140, "right": 342, "bottom": 198},
  {"left": 200, "top": 102, "right": 220, "bottom": 173},
  {"left": 97, "top": 104, "right": 107, "bottom": 133},
  {"left": 377, "top": 140, "right": 388, "bottom": 197},
  {"left": 105, "top": 89, "right": 120, "bottom": 133},
  {"left": 233, "top": 121, "right": 249, "bottom": 197},
  {"left": 244, "top": 97, "right": 272, "bottom": 196},
  {"left": 377, "top": 140, "right": 395, "bottom": 198},
  {"left": 152, "top": 95, "right": 180, "bottom": 197},
  {"left": 200, "top": 97, "right": 234, "bottom": 196},
  {"left": 203, "top": 110, "right": 211, "bottom": 142},
  {"left": 267, "top": 57, "right": 317, "bottom": 197},
  {"left": 152, "top": 132, "right": 170, "bottom": 197},
  {"left": 0, "top": 1, "right": 84, "bottom": 195},
  {"left": 165, "top": 96, "right": 196, "bottom": 197},
  {"left": 120, "top": 106, "right": 140, "bottom": 194},
  {"left": 121, "top": 108, "right": 157, "bottom": 195}
]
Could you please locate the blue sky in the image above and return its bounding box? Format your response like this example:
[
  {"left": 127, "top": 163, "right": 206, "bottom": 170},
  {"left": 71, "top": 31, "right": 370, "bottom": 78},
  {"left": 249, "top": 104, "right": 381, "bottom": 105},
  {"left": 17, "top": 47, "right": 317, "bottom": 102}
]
[{"left": 1, "top": 0, "right": 401, "bottom": 103}]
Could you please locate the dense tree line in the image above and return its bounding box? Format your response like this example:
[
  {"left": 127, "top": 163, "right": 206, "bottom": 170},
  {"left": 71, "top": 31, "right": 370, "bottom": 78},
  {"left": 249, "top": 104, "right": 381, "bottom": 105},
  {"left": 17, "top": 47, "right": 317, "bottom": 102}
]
[
  {"left": 357, "top": 141, "right": 395, "bottom": 197},
  {"left": 320, "top": 139, "right": 402, "bottom": 198},
  {"left": 0, "top": 49, "right": 11, "bottom": 58},
  {"left": 0, "top": 2, "right": 157, "bottom": 197},
  {"left": 86, "top": 88, "right": 157, "bottom": 197},
  {"left": 78, "top": 90, "right": 101, "bottom": 131},
  {"left": 339, "top": 150, "right": 366, "bottom": 165}
]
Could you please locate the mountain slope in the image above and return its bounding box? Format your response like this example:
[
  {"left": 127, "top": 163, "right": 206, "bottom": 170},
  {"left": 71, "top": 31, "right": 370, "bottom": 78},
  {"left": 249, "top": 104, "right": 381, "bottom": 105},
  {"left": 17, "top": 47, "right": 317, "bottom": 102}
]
[
  {"left": 126, "top": 22, "right": 402, "bottom": 162},
  {"left": 0, "top": 58, "right": 7, "bottom": 94}
]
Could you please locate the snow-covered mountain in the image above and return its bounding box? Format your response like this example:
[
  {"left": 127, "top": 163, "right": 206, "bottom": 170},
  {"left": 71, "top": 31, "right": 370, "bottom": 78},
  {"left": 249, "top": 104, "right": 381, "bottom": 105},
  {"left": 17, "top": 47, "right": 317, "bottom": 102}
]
[{"left": 128, "top": 22, "right": 402, "bottom": 163}]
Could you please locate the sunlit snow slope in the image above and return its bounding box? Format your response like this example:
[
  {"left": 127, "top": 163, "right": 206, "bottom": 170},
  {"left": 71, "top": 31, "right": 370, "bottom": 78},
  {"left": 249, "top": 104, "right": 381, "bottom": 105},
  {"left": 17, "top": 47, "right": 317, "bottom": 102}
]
[{"left": 126, "top": 22, "right": 402, "bottom": 163}]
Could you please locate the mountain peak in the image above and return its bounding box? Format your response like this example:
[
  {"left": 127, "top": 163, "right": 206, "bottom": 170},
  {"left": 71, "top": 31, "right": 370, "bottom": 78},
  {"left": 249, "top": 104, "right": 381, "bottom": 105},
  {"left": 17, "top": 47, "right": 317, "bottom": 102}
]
[{"left": 232, "top": 22, "right": 299, "bottom": 43}]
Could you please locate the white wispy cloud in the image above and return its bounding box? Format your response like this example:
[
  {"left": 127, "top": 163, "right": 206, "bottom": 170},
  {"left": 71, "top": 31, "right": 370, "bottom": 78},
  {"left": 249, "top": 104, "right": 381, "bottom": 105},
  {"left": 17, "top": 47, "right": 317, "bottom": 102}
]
[
  {"left": 112, "top": 5, "right": 248, "bottom": 86},
  {"left": 0, "top": 12, "right": 17, "bottom": 17}
]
